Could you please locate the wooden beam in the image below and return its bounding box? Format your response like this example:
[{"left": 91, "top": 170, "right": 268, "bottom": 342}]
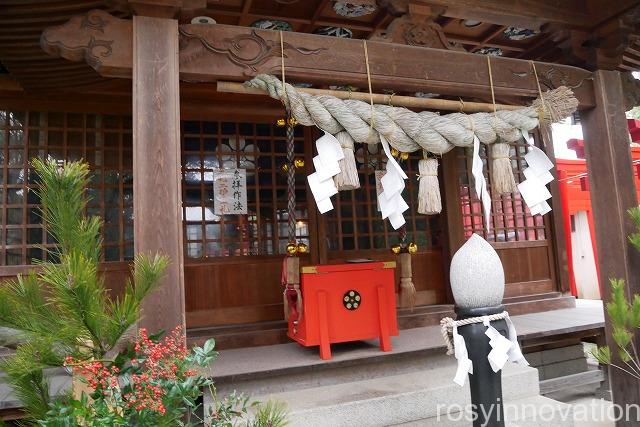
[
  {"left": 40, "top": 12, "right": 595, "bottom": 107},
  {"left": 128, "top": 0, "right": 182, "bottom": 18},
  {"left": 237, "top": 0, "right": 254, "bottom": 26},
  {"left": 415, "top": 0, "right": 591, "bottom": 30},
  {"left": 132, "top": 15, "right": 186, "bottom": 335},
  {"left": 469, "top": 25, "right": 508, "bottom": 53},
  {"left": 0, "top": 75, "right": 22, "bottom": 91},
  {"left": 209, "top": 8, "right": 376, "bottom": 32},
  {"left": 446, "top": 36, "right": 526, "bottom": 52},
  {"left": 217, "top": 80, "right": 524, "bottom": 112},
  {"left": 303, "top": 0, "right": 331, "bottom": 32},
  {"left": 580, "top": 70, "right": 640, "bottom": 423}
]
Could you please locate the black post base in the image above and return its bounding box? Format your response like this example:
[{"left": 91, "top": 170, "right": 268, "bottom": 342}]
[{"left": 455, "top": 305, "right": 509, "bottom": 427}]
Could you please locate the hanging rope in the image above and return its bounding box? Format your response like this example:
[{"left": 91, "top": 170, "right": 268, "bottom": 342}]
[
  {"left": 530, "top": 60, "right": 545, "bottom": 122},
  {"left": 279, "top": 31, "right": 302, "bottom": 323},
  {"left": 286, "top": 112, "right": 296, "bottom": 242},
  {"left": 486, "top": 56, "right": 497, "bottom": 118},
  {"left": 486, "top": 55, "right": 518, "bottom": 194},
  {"left": 363, "top": 40, "right": 375, "bottom": 139}
]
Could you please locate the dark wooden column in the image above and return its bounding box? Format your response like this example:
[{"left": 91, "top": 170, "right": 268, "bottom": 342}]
[
  {"left": 133, "top": 15, "right": 185, "bottom": 334},
  {"left": 441, "top": 148, "right": 465, "bottom": 304},
  {"left": 538, "top": 124, "right": 571, "bottom": 295},
  {"left": 581, "top": 69, "right": 640, "bottom": 423}
]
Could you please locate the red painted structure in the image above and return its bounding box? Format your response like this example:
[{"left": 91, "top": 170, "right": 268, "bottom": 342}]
[
  {"left": 556, "top": 119, "right": 640, "bottom": 297},
  {"left": 289, "top": 262, "right": 398, "bottom": 360}
]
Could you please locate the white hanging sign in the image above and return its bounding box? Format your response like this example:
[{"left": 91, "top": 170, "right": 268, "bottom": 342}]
[{"left": 213, "top": 168, "right": 247, "bottom": 215}]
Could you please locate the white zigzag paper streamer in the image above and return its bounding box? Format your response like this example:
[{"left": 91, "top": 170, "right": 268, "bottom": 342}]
[
  {"left": 378, "top": 135, "right": 409, "bottom": 229},
  {"left": 307, "top": 131, "right": 344, "bottom": 214},
  {"left": 452, "top": 316, "right": 528, "bottom": 387},
  {"left": 472, "top": 136, "right": 492, "bottom": 232},
  {"left": 518, "top": 130, "right": 553, "bottom": 216}
]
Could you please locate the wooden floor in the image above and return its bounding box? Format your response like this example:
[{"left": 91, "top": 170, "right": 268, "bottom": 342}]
[
  {"left": 205, "top": 300, "right": 604, "bottom": 382},
  {"left": 188, "top": 292, "right": 577, "bottom": 350}
]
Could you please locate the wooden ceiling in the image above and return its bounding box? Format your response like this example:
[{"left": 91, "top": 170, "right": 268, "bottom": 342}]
[
  {"left": 179, "top": 0, "right": 640, "bottom": 63},
  {"left": 182, "top": 0, "right": 552, "bottom": 57},
  {"left": 1, "top": 0, "right": 640, "bottom": 93}
]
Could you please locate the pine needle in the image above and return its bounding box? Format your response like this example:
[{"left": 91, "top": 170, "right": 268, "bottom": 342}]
[{"left": 0, "top": 159, "right": 168, "bottom": 421}]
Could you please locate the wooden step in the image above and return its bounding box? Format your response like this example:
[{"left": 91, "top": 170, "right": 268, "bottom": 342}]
[{"left": 187, "top": 293, "right": 576, "bottom": 350}]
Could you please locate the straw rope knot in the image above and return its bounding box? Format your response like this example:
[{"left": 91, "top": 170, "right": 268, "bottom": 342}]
[
  {"left": 245, "top": 74, "right": 578, "bottom": 196},
  {"left": 245, "top": 74, "right": 577, "bottom": 156},
  {"left": 440, "top": 311, "right": 510, "bottom": 355}
]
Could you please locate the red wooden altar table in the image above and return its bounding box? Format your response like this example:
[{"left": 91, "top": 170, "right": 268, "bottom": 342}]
[{"left": 288, "top": 261, "right": 398, "bottom": 360}]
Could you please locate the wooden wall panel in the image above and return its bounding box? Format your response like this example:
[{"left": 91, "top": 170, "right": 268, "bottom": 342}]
[
  {"left": 327, "top": 250, "right": 447, "bottom": 305},
  {"left": 183, "top": 250, "right": 446, "bottom": 329},
  {"left": 183, "top": 256, "right": 312, "bottom": 328},
  {"left": 495, "top": 242, "right": 555, "bottom": 297},
  {"left": 184, "top": 258, "right": 283, "bottom": 310}
]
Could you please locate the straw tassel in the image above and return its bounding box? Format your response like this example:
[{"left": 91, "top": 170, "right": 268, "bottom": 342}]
[
  {"left": 398, "top": 252, "right": 416, "bottom": 309},
  {"left": 333, "top": 131, "right": 360, "bottom": 190},
  {"left": 417, "top": 155, "right": 442, "bottom": 214},
  {"left": 532, "top": 86, "right": 579, "bottom": 124},
  {"left": 490, "top": 142, "right": 517, "bottom": 195}
]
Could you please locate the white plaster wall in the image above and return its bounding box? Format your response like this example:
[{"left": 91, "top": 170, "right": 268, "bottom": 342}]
[{"left": 571, "top": 211, "right": 600, "bottom": 300}]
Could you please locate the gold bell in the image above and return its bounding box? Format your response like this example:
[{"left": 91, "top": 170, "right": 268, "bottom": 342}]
[
  {"left": 391, "top": 147, "right": 400, "bottom": 158},
  {"left": 297, "top": 242, "right": 309, "bottom": 254},
  {"left": 407, "top": 242, "right": 418, "bottom": 254},
  {"left": 276, "top": 118, "right": 286, "bottom": 127},
  {"left": 294, "top": 158, "right": 305, "bottom": 169},
  {"left": 400, "top": 152, "right": 409, "bottom": 160},
  {"left": 286, "top": 243, "right": 298, "bottom": 256},
  {"left": 288, "top": 117, "right": 297, "bottom": 126},
  {"left": 390, "top": 244, "right": 402, "bottom": 254},
  {"left": 281, "top": 163, "right": 289, "bottom": 173}
]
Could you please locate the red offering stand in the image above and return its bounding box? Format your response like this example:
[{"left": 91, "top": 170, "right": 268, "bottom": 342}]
[{"left": 288, "top": 261, "right": 399, "bottom": 360}]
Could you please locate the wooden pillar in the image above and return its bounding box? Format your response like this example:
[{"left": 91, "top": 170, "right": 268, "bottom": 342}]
[
  {"left": 539, "top": 124, "right": 571, "bottom": 295},
  {"left": 580, "top": 70, "right": 640, "bottom": 423},
  {"left": 586, "top": 209, "right": 603, "bottom": 296},
  {"left": 557, "top": 169, "right": 577, "bottom": 296},
  {"left": 441, "top": 148, "right": 465, "bottom": 305},
  {"left": 133, "top": 15, "right": 185, "bottom": 334}
]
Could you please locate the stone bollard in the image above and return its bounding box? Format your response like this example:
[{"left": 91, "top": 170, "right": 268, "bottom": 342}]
[{"left": 449, "top": 234, "right": 508, "bottom": 427}]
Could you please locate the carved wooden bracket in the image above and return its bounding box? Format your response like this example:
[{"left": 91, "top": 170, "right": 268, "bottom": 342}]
[
  {"left": 179, "top": 27, "right": 326, "bottom": 76},
  {"left": 40, "top": 10, "right": 595, "bottom": 107},
  {"left": 370, "top": 3, "right": 464, "bottom": 51},
  {"left": 592, "top": 4, "right": 640, "bottom": 71},
  {"left": 40, "top": 10, "right": 132, "bottom": 78}
]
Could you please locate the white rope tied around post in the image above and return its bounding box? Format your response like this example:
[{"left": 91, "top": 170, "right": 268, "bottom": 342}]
[
  {"left": 440, "top": 311, "right": 509, "bottom": 355},
  {"left": 440, "top": 311, "right": 529, "bottom": 386}
]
